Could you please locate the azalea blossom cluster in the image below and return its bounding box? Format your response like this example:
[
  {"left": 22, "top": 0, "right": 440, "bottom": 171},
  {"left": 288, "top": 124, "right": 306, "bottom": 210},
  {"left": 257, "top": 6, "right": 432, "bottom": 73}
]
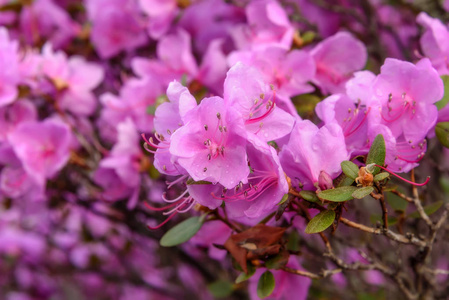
[{"left": 0, "top": 0, "right": 449, "bottom": 299}]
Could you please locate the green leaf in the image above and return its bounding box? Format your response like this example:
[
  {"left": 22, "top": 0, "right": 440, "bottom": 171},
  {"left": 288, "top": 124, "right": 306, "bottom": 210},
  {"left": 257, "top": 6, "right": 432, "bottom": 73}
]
[
  {"left": 160, "top": 217, "right": 203, "bottom": 247},
  {"left": 235, "top": 265, "right": 256, "bottom": 283},
  {"left": 292, "top": 94, "right": 322, "bottom": 118},
  {"left": 257, "top": 271, "right": 275, "bottom": 299},
  {"left": 301, "top": 31, "right": 316, "bottom": 44},
  {"left": 186, "top": 178, "right": 212, "bottom": 185},
  {"left": 299, "top": 190, "right": 320, "bottom": 203},
  {"left": 146, "top": 105, "right": 156, "bottom": 115},
  {"left": 352, "top": 186, "right": 374, "bottom": 199},
  {"left": 305, "top": 210, "right": 336, "bottom": 234},
  {"left": 374, "top": 172, "right": 389, "bottom": 182},
  {"left": 366, "top": 134, "right": 386, "bottom": 175},
  {"left": 436, "top": 75, "right": 449, "bottom": 110},
  {"left": 341, "top": 161, "right": 359, "bottom": 179},
  {"left": 278, "top": 194, "right": 289, "bottom": 205},
  {"left": 386, "top": 192, "right": 408, "bottom": 212},
  {"left": 208, "top": 280, "right": 234, "bottom": 298},
  {"left": 407, "top": 200, "right": 445, "bottom": 219},
  {"left": 334, "top": 173, "right": 354, "bottom": 187},
  {"left": 318, "top": 186, "right": 357, "bottom": 202},
  {"left": 435, "top": 122, "right": 449, "bottom": 148}
]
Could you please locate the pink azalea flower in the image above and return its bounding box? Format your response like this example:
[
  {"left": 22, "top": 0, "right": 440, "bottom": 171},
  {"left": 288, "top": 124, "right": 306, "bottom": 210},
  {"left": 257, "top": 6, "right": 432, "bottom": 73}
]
[
  {"left": 19, "top": 0, "right": 80, "bottom": 48},
  {"left": 311, "top": 32, "right": 367, "bottom": 94},
  {"left": 95, "top": 119, "right": 142, "bottom": 209},
  {"left": 222, "top": 134, "right": 289, "bottom": 219},
  {"left": 228, "top": 46, "right": 316, "bottom": 115},
  {"left": 417, "top": 12, "right": 449, "bottom": 75},
  {"left": 0, "top": 27, "right": 20, "bottom": 107},
  {"left": 86, "top": 0, "right": 148, "bottom": 59},
  {"left": 223, "top": 62, "right": 295, "bottom": 141},
  {"left": 40, "top": 44, "right": 104, "bottom": 116},
  {"left": 169, "top": 96, "right": 249, "bottom": 189},
  {"left": 138, "top": 0, "right": 178, "bottom": 39},
  {"left": 369, "top": 58, "right": 443, "bottom": 144},
  {"left": 230, "top": 0, "right": 294, "bottom": 51},
  {"left": 279, "top": 120, "right": 349, "bottom": 190},
  {"left": 8, "top": 119, "right": 72, "bottom": 186}
]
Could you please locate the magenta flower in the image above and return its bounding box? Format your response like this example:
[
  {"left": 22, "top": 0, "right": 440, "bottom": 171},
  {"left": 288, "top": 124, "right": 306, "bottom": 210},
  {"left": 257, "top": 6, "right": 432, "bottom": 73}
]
[
  {"left": 369, "top": 58, "right": 443, "bottom": 144},
  {"left": 310, "top": 32, "right": 367, "bottom": 94},
  {"left": 223, "top": 62, "right": 295, "bottom": 141},
  {"left": 148, "top": 81, "right": 197, "bottom": 176},
  {"left": 40, "top": 44, "right": 104, "bottom": 116},
  {"left": 279, "top": 120, "right": 348, "bottom": 190},
  {"left": 228, "top": 47, "right": 316, "bottom": 115},
  {"left": 169, "top": 96, "right": 249, "bottom": 189},
  {"left": 221, "top": 134, "right": 289, "bottom": 219},
  {"left": 8, "top": 119, "right": 72, "bottom": 186},
  {"left": 417, "top": 12, "right": 449, "bottom": 75},
  {"left": 86, "top": 0, "right": 148, "bottom": 59},
  {"left": 230, "top": 0, "right": 294, "bottom": 51},
  {"left": 0, "top": 27, "right": 20, "bottom": 107},
  {"left": 316, "top": 93, "right": 371, "bottom": 155},
  {"left": 19, "top": 0, "right": 80, "bottom": 48},
  {"left": 138, "top": 0, "right": 178, "bottom": 39}
]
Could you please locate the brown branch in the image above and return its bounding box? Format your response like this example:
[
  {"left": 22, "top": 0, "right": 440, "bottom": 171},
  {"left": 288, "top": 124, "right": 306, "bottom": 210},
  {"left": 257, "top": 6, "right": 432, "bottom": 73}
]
[
  {"left": 410, "top": 169, "right": 433, "bottom": 227},
  {"left": 281, "top": 266, "right": 342, "bottom": 279},
  {"left": 339, "top": 217, "right": 426, "bottom": 247}
]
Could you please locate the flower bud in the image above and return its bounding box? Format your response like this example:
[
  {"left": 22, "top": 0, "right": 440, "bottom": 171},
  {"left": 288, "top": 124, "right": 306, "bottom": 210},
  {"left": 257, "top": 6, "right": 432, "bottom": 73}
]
[{"left": 318, "top": 170, "right": 333, "bottom": 191}]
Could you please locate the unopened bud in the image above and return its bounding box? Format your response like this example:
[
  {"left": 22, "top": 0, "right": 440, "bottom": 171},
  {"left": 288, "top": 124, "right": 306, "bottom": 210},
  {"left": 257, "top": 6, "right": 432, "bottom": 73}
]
[{"left": 318, "top": 170, "right": 333, "bottom": 190}]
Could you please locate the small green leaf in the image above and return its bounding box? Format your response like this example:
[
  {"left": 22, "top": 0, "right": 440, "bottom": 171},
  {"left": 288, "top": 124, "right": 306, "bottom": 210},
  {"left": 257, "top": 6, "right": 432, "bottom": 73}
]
[
  {"left": 186, "top": 178, "right": 212, "bottom": 185},
  {"left": 305, "top": 210, "right": 336, "bottom": 234},
  {"left": 257, "top": 271, "right": 275, "bottom": 299},
  {"left": 341, "top": 161, "right": 359, "bottom": 179},
  {"left": 146, "top": 105, "right": 156, "bottom": 115},
  {"left": 292, "top": 94, "right": 322, "bottom": 118},
  {"left": 435, "top": 122, "right": 449, "bottom": 148},
  {"left": 318, "top": 186, "right": 357, "bottom": 202},
  {"left": 352, "top": 186, "right": 374, "bottom": 199},
  {"left": 386, "top": 192, "right": 408, "bottom": 212},
  {"left": 208, "top": 280, "right": 234, "bottom": 298},
  {"left": 436, "top": 75, "right": 449, "bottom": 110},
  {"left": 407, "top": 200, "right": 445, "bottom": 219},
  {"left": 278, "top": 194, "right": 289, "bottom": 205},
  {"left": 160, "top": 217, "right": 203, "bottom": 247},
  {"left": 366, "top": 134, "right": 386, "bottom": 175},
  {"left": 301, "top": 31, "right": 316, "bottom": 44},
  {"left": 235, "top": 265, "right": 256, "bottom": 283},
  {"left": 299, "top": 190, "right": 320, "bottom": 203},
  {"left": 334, "top": 173, "right": 354, "bottom": 187},
  {"left": 374, "top": 172, "right": 389, "bottom": 182}
]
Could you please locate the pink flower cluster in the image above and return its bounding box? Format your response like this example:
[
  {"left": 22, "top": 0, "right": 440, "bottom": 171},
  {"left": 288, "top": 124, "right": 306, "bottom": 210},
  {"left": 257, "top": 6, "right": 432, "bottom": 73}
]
[{"left": 0, "top": 0, "right": 447, "bottom": 299}]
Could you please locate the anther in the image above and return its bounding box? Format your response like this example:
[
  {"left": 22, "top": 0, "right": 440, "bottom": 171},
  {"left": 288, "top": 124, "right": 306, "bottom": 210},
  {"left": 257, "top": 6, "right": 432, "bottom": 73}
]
[
  {"left": 260, "top": 93, "right": 265, "bottom": 99},
  {"left": 219, "top": 126, "right": 223, "bottom": 132},
  {"left": 216, "top": 112, "right": 221, "bottom": 119},
  {"left": 167, "top": 129, "right": 171, "bottom": 135},
  {"left": 388, "top": 94, "right": 392, "bottom": 102},
  {"left": 204, "top": 125, "right": 208, "bottom": 131},
  {"left": 203, "top": 167, "right": 207, "bottom": 172},
  {"left": 207, "top": 154, "right": 211, "bottom": 160}
]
